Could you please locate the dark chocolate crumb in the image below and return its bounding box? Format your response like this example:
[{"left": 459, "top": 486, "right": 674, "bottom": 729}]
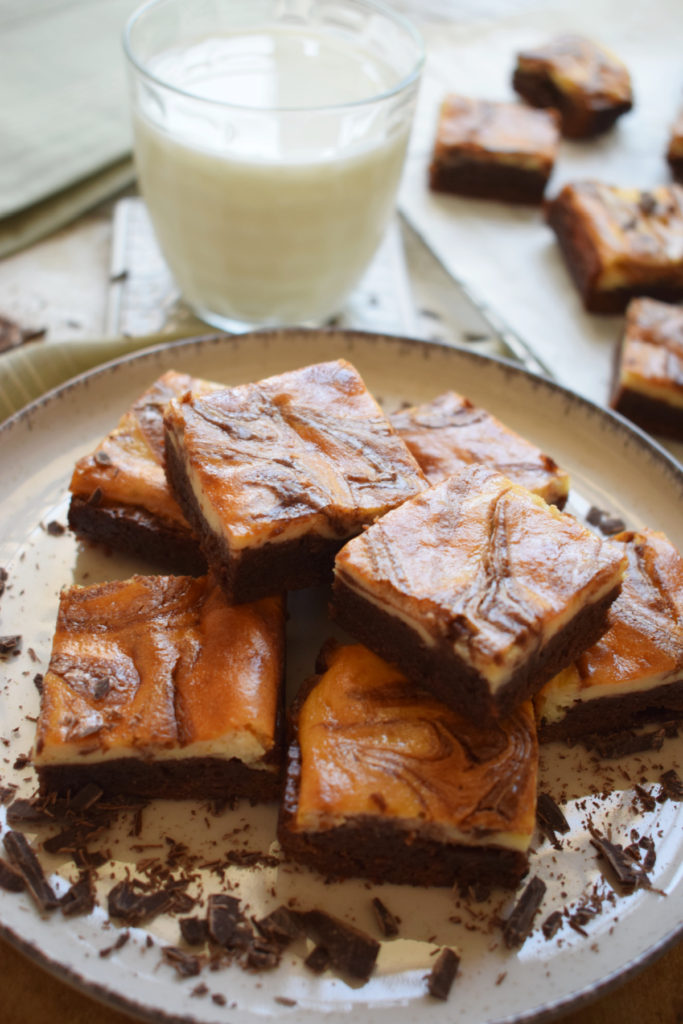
[
  {"left": 94, "top": 450, "right": 112, "bottom": 465},
  {"left": 0, "top": 635, "right": 21, "bottom": 657},
  {"left": 245, "top": 936, "right": 282, "bottom": 971},
  {"left": 33, "top": 673, "right": 44, "bottom": 694},
  {"left": 639, "top": 835, "right": 656, "bottom": 872},
  {"left": 0, "top": 856, "right": 26, "bottom": 893},
  {"left": 180, "top": 916, "right": 210, "bottom": 946},
  {"left": 162, "top": 946, "right": 202, "bottom": 977},
  {"left": 7, "top": 797, "right": 54, "bottom": 826},
  {"left": 0, "top": 567, "right": 8, "bottom": 597},
  {"left": 274, "top": 996, "right": 297, "bottom": 1006},
  {"left": 99, "top": 931, "right": 130, "bottom": 958},
  {"left": 304, "top": 945, "right": 330, "bottom": 974},
  {"left": 426, "top": 947, "right": 460, "bottom": 1000},
  {"left": 3, "top": 831, "right": 59, "bottom": 912},
  {"left": 60, "top": 871, "right": 96, "bottom": 917},
  {"left": 503, "top": 876, "right": 546, "bottom": 949},
  {"left": 211, "top": 994, "right": 227, "bottom": 1006},
  {"left": 207, "top": 893, "right": 252, "bottom": 950},
  {"left": 371, "top": 896, "right": 399, "bottom": 938},
  {"left": 542, "top": 910, "right": 563, "bottom": 940},
  {"left": 253, "top": 905, "right": 303, "bottom": 947},
  {"left": 586, "top": 506, "right": 626, "bottom": 536},
  {"left": 191, "top": 983, "right": 209, "bottom": 997},
  {"left": 659, "top": 769, "right": 683, "bottom": 802},
  {"left": 108, "top": 879, "right": 179, "bottom": 924},
  {"left": 300, "top": 910, "right": 379, "bottom": 982},
  {"left": 46, "top": 521, "right": 66, "bottom": 536},
  {"left": 589, "top": 826, "right": 650, "bottom": 890}
]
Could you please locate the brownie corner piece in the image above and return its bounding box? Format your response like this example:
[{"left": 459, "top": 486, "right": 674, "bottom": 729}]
[
  {"left": 512, "top": 34, "right": 633, "bottom": 138},
  {"left": 535, "top": 527, "right": 683, "bottom": 741},
  {"left": 33, "top": 575, "right": 286, "bottom": 804},
  {"left": 278, "top": 642, "right": 536, "bottom": 890},
  {"left": 609, "top": 297, "right": 683, "bottom": 440},
  {"left": 331, "top": 464, "right": 627, "bottom": 721},
  {"left": 429, "top": 94, "right": 559, "bottom": 204},
  {"left": 163, "top": 359, "right": 426, "bottom": 603},
  {"left": 546, "top": 181, "right": 683, "bottom": 313}
]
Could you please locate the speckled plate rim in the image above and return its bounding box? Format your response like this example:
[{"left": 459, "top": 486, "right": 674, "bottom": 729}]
[{"left": 1, "top": 326, "right": 682, "bottom": 1024}]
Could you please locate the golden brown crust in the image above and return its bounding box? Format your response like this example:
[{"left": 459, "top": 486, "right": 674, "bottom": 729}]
[
  {"left": 291, "top": 643, "right": 538, "bottom": 841},
  {"left": 535, "top": 528, "right": 683, "bottom": 730},
  {"left": 546, "top": 182, "right": 683, "bottom": 312},
  {"left": 69, "top": 370, "right": 219, "bottom": 529},
  {"left": 391, "top": 390, "right": 569, "bottom": 506},
  {"left": 34, "top": 575, "right": 285, "bottom": 761},
  {"left": 164, "top": 359, "right": 427, "bottom": 552},
  {"left": 610, "top": 298, "right": 683, "bottom": 438},
  {"left": 513, "top": 34, "right": 633, "bottom": 138}
]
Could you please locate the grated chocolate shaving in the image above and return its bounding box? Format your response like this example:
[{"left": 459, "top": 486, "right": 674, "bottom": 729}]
[
  {"left": 426, "top": 947, "right": 460, "bottom": 1000},
  {"left": 503, "top": 876, "right": 546, "bottom": 949},
  {"left": 589, "top": 826, "right": 650, "bottom": 890},
  {"left": 371, "top": 896, "right": 399, "bottom": 938},
  {"left": 659, "top": 769, "right": 683, "bottom": 802},
  {"left": 207, "top": 893, "right": 252, "bottom": 950},
  {"left": 299, "top": 910, "right": 379, "bottom": 982},
  {"left": 254, "top": 905, "right": 303, "bottom": 947},
  {"left": 162, "top": 946, "right": 202, "bottom": 977},
  {"left": 3, "top": 830, "right": 59, "bottom": 912},
  {"left": 6, "top": 798, "right": 55, "bottom": 827},
  {"left": 60, "top": 871, "right": 96, "bottom": 917},
  {"left": 542, "top": 910, "right": 563, "bottom": 940},
  {"left": 108, "top": 880, "right": 179, "bottom": 924},
  {"left": 180, "top": 916, "right": 210, "bottom": 946},
  {"left": 0, "top": 855, "right": 26, "bottom": 893},
  {"left": 0, "top": 635, "right": 21, "bottom": 657},
  {"left": 304, "top": 944, "right": 330, "bottom": 974},
  {"left": 245, "top": 936, "right": 282, "bottom": 971}
]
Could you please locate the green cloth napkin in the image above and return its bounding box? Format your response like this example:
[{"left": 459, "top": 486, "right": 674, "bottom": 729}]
[
  {"left": 0, "top": 332, "right": 198, "bottom": 424},
  {"left": 0, "top": 0, "right": 140, "bottom": 257}
]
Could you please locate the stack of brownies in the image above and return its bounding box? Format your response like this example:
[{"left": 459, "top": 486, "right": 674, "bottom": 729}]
[{"left": 32, "top": 359, "right": 683, "bottom": 892}]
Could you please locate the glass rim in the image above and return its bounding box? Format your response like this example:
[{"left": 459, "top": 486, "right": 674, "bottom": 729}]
[{"left": 123, "top": 0, "right": 424, "bottom": 114}]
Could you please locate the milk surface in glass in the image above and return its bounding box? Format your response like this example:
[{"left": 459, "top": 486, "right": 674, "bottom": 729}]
[{"left": 133, "top": 28, "right": 412, "bottom": 326}]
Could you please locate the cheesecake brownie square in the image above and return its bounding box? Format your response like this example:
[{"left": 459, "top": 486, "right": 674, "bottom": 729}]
[
  {"left": 69, "top": 370, "right": 219, "bottom": 574},
  {"left": 332, "top": 464, "right": 627, "bottom": 722},
  {"left": 279, "top": 642, "right": 537, "bottom": 889},
  {"left": 429, "top": 95, "right": 560, "bottom": 204},
  {"left": 546, "top": 182, "right": 683, "bottom": 313},
  {"left": 535, "top": 529, "right": 683, "bottom": 741},
  {"left": 33, "top": 575, "right": 285, "bottom": 802},
  {"left": 391, "top": 390, "right": 570, "bottom": 507},
  {"left": 164, "top": 359, "right": 427, "bottom": 604},
  {"left": 668, "top": 106, "right": 683, "bottom": 182},
  {"left": 609, "top": 298, "right": 683, "bottom": 440},
  {"left": 512, "top": 34, "right": 633, "bottom": 138}
]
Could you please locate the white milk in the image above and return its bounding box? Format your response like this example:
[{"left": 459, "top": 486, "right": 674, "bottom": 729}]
[{"left": 133, "top": 28, "right": 413, "bottom": 325}]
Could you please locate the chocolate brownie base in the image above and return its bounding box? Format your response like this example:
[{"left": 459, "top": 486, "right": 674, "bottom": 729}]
[
  {"left": 538, "top": 679, "right": 683, "bottom": 742},
  {"left": 512, "top": 69, "right": 630, "bottom": 138},
  {"left": 429, "top": 160, "right": 550, "bottom": 204},
  {"left": 164, "top": 428, "right": 344, "bottom": 603},
  {"left": 37, "top": 755, "right": 281, "bottom": 803},
  {"left": 670, "top": 157, "right": 683, "bottom": 183},
  {"left": 546, "top": 196, "right": 683, "bottom": 313},
  {"left": 332, "top": 576, "right": 621, "bottom": 722},
  {"left": 68, "top": 495, "right": 206, "bottom": 576},
  {"left": 278, "top": 744, "right": 528, "bottom": 889},
  {"left": 609, "top": 386, "right": 683, "bottom": 442}
]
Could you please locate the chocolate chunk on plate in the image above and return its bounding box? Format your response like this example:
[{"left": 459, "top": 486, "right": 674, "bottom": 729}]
[
  {"left": 427, "top": 948, "right": 460, "bottom": 1000},
  {"left": 299, "top": 910, "right": 380, "bottom": 982},
  {"left": 503, "top": 876, "right": 547, "bottom": 948}
]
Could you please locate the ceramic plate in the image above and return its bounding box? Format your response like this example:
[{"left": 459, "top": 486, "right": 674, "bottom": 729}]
[{"left": 0, "top": 329, "right": 682, "bottom": 1024}]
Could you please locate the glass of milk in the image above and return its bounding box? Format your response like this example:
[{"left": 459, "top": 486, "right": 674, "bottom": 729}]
[{"left": 123, "top": 0, "right": 424, "bottom": 330}]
